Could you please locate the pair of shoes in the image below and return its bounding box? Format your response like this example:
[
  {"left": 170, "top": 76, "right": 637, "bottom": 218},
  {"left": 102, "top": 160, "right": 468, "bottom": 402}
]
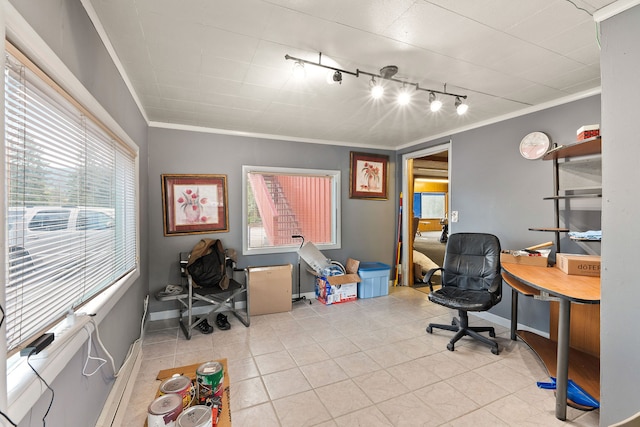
[
  {"left": 216, "top": 313, "right": 230, "bottom": 330},
  {"left": 195, "top": 318, "right": 213, "bottom": 334}
]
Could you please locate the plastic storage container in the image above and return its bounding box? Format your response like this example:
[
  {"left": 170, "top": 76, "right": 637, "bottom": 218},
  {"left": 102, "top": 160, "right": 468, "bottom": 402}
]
[{"left": 357, "top": 262, "right": 391, "bottom": 298}]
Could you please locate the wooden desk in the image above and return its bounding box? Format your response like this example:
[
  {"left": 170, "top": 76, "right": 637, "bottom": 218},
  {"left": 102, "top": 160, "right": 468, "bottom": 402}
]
[{"left": 501, "top": 263, "right": 600, "bottom": 420}]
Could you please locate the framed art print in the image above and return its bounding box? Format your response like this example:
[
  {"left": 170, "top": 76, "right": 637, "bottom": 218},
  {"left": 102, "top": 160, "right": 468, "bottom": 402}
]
[
  {"left": 349, "top": 152, "right": 389, "bottom": 200},
  {"left": 162, "top": 174, "right": 229, "bottom": 235}
]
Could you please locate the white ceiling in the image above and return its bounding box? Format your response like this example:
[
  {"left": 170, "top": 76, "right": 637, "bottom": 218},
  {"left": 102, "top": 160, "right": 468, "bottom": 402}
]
[{"left": 84, "top": 0, "right": 616, "bottom": 149}]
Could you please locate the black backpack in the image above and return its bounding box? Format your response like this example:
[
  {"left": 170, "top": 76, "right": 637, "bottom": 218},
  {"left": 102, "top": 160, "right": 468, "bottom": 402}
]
[{"left": 187, "top": 239, "right": 229, "bottom": 289}]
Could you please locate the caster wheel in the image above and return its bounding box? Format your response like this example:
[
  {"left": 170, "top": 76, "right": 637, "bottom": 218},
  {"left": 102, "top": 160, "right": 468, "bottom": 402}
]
[
  {"left": 451, "top": 320, "right": 456, "bottom": 326},
  {"left": 426, "top": 326, "right": 433, "bottom": 334},
  {"left": 447, "top": 342, "right": 454, "bottom": 352},
  {"left": 491, "top": 347, "right": 499, "bottom": 355},
  {"left": 489, "top": 330, "right": 496, "bottom": 337}
]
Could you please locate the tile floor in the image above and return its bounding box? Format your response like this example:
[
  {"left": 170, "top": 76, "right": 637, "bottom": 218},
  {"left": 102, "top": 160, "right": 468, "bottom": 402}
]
[{"left": 123, "top": 286, "right": 600, "bottom": 426}]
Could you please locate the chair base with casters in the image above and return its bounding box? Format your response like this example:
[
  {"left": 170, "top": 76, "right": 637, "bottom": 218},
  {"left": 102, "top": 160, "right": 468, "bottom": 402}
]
[
  {"left": 422, "top": 232, "right": 502, "bottom": 355},
  {"left": 427, "top": 309, "right": 499, "bottom": 355},
  {"left": 156, "top": 252, "right": 250, "bottom": 340}
]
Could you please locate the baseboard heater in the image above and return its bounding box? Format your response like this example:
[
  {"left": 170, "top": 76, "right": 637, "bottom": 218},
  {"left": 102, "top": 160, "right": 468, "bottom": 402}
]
[{"left": 95, "top": 339, "right": 143, "bottom": 427}]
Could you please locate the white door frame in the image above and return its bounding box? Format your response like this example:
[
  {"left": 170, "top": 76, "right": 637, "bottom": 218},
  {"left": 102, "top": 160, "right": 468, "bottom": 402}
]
[{"left": 400, "top": 141, "right": 451, "bottom": 286}]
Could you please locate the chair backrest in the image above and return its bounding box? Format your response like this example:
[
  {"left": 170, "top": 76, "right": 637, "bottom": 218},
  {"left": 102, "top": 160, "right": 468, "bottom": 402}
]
[{"left": 441, "top": 233, "right": 502, "bottom": 294}]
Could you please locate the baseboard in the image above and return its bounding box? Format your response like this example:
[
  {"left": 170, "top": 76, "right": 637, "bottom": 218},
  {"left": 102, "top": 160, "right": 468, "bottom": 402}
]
[
  {"left": 290, "top": 291, "right": 316, "bottom": 305},
  {"left": 472, "top": 311, "right": 550, "bottom": 339},
  {"left": 149, "top": 293, "right": 321, "bottom": 321},
  {"left": 95, "top": 339, "right": 143, "bottom": 427}
]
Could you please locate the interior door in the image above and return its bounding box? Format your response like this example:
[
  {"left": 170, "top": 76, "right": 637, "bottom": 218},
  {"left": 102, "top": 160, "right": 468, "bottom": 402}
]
[{"left": 401, "top": 143, "right": 450, "bottom": 287}]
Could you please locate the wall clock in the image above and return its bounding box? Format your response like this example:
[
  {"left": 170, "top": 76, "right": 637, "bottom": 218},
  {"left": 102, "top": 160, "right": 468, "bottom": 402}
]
[{"left": 519, "top": 132, "right": 550, "bottom": 160}]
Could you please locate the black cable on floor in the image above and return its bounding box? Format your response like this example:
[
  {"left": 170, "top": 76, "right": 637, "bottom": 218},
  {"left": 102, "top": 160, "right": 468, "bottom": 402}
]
[
  {"left": 0, "top": 305, "right": 18, "bottom": 426},
  {"left": 27, "top": 349, "right": 54, "bottom": 427}
]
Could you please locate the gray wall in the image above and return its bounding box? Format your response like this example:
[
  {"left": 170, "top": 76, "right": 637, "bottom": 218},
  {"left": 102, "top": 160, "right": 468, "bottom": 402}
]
[
  {"left": 8, "top": 0, "right": 638, "bottom": 425},
  {"left": 7, "top": 1, "right": 149, "bottom": 426},
  {"left": 148, "top": 128, "right": 396, "bottom": 314},
  {"left": 398, "top": 96, "right": 601, "bottom": 332},
  {"left": 600, "top": 5, "right": 640, "bottom": 425}
]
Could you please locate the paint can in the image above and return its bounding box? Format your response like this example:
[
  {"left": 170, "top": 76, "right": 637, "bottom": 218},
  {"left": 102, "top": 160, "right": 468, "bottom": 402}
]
[
  {"left": 159, "top": 374, "right": 194, "bottom": 408},
  {"left": 195, "top": 361, "right": 224, "bottom": 403},
  {"left": 176, "top": 405, "right": 213, "bottom": 427},
  {"left": 147, "top": 393, "right": 183, "bottom": 427}
]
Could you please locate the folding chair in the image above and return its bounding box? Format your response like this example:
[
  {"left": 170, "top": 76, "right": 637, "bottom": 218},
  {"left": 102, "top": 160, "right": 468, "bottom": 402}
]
[{"left": 157, "top": 251, "right": 250, "bottom": 339}]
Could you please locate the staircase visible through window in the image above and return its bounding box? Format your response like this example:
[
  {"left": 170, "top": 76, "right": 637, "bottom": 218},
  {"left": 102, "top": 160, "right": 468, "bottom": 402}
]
[{"left": 243, "top": 166, "right": 340, "bottom": 254}]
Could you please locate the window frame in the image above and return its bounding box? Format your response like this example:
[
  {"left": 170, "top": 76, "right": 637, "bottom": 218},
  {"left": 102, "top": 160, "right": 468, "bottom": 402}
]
[
  {"left": 242, "top": 165, "right": 341, "bottom": 255},
  {"left": 4, "top": 42, "right": 138, "bottom": 355},
  {"left": 2, "top": 5, "right": 141, "bottom": 421}
]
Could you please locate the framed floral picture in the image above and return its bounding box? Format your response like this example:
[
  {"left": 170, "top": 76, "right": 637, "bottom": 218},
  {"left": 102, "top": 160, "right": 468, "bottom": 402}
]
[
  {"left": 162, "top": 174, "right": 229, "bottom": 235},
  {"left": 349, "top": 151, "right": 389, "bottom": 200}
]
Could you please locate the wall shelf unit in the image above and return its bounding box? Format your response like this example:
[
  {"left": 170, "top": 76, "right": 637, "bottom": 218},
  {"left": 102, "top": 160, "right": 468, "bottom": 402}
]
[
  {"left": 531, "top": 136, "right": 602, "bottom": 253},
  {"left": 542, "top": 136, "right": 601, "bottom": 160}
]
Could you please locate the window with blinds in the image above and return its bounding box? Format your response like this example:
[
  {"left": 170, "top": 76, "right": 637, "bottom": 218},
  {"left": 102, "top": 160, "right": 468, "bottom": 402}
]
[
  {"left": 3, "top": 46, "right": 137, "bottom": 354},
  {"left": 243, "top": 165, "right": 340, "bottom": 254}
]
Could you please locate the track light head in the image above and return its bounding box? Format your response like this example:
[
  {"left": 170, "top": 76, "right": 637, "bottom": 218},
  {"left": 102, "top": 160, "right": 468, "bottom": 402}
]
[
  {"left": 292, "top": 61, "right": 305, "bottom": 79},
  {"left": 397, "top": 85, "right": 412, "bottom": 106},
  {"left": 455, "top": 96, "right": 468, "bottom": 115},
  {"left": 369, "top": 77, "right": 384, "bottom": 99},
  {"left": 332, "top": 70, "right": 342, "bottom": 84},
  {"left": 429, "top": 92, "right": 442, "bottom": 112}
]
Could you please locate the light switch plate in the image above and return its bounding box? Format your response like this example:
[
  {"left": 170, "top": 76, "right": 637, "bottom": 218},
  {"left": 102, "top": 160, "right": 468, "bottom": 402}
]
[{"left": 451, "top": 211, "right": 459, "bottom": 222}]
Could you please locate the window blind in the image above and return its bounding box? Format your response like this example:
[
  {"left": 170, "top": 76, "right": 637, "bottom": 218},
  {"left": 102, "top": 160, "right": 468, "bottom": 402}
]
[{"left": 4, "top": 46, "right": 137, "bottom": 354}]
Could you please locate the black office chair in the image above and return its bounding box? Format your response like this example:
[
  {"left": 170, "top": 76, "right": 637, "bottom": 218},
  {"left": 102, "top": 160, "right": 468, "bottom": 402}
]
[{"left": 423, "top": 232, "right": 502, "bottom": 354}]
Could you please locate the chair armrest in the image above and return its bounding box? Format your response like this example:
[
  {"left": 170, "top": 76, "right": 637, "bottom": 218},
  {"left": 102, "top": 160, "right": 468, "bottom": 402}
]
[
  {"left": 424, "top": 267, "right": 444, "bottom": 292},
  {"left": 488, "top": 275, "right": 502, "bottom": 294}
]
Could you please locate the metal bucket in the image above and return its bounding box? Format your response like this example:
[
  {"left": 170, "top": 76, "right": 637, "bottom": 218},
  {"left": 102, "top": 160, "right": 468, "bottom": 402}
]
[
  {"left": 195, "top": 361, "right": 224, "bottom": 404},
  {"left": 176, "top": 405, "right": 212, "bottom": 427},
  {"left": 159, "top": 374, "right": 194, "bottom": 408},
  {"left": 147, "top": 393, "right": 183, "bottom": 427}
]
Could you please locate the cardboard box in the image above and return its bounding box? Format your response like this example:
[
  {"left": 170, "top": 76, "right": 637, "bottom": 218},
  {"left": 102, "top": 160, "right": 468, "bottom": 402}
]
[
  {"left": 146, "top": 359, "right": 231, "bottom": 427},
  {"left": 247, "top": 264, "right": 292, "bottom": 316},
  {"left": 577, "top": 124, "right": 600, "bottom": 141},
  {"left": 500, "top": 250, "right": 549, "bottom": 267},
  {"left": 556, "top": 253, "right": 601, "bottom": 277},
  {"left": 315, "top": 274, "right": 360, "bottom": 305}
]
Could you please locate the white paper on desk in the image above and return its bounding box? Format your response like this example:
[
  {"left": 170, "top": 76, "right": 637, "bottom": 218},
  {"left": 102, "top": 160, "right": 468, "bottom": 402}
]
[{"left": 509, "top": 249, "right": 551, "bottom": 257}]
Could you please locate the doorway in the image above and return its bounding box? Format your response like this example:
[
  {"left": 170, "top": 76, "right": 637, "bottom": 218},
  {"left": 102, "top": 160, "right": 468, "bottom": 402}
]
[{"left": 401, "top": 143, "right": 450, "bottom": 286}]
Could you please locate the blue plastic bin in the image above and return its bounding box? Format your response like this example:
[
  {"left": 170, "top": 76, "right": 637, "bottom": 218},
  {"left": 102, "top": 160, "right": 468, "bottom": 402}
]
[{"left": 357, "top": 262, "right": 391, "bottom": 298}]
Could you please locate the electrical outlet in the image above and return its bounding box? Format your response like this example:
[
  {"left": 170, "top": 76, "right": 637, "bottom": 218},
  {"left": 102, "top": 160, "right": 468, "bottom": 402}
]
[{"left": 451, "top": 211, "right": 459, "bottom": 222}]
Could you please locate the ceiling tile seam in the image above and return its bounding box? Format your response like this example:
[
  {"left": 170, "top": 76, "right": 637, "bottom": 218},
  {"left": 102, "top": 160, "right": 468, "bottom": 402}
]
[
  {"left": 80, "top": 0, "right": 150, "bottom": 124},
  {"left": 421, "top": 1, "right": 599, "bottom": 73}
]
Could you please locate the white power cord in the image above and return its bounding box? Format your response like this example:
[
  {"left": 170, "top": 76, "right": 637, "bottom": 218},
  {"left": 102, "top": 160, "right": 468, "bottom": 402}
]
[
  {"left": 81, "top": 294, "right": 149, "bottom": 378},
  {"left": 82, "top": 330, "right": 107, "bottom": 376}
]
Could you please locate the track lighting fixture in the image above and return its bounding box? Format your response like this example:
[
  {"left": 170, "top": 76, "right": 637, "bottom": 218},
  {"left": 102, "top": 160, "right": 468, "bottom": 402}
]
[
  {"left": 285, "top": 52, "right": 469, "bottom": 113},
  {"left": 455, "top": 96, "right": 469, "bottom": 115},
  {"left": 429, "top": 92, "right": 442, "bottom": 112},
  {"left": 369, "top": 77, "right": 384, "bottom": 99}
]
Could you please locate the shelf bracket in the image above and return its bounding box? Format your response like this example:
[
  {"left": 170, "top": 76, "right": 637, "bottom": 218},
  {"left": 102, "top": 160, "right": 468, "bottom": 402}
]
[{"left": 535, "top": 291, "right": 561, "bottom": 302}]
